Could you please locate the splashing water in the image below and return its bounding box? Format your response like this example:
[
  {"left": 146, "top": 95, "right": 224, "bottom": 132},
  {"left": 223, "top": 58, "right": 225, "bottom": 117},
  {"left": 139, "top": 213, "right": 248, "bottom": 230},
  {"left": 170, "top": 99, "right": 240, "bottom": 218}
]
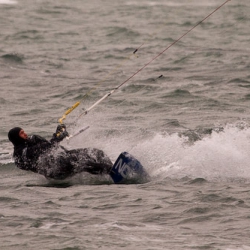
[{"left": 130, "top": 124, "right": 250, "bottom": 182}]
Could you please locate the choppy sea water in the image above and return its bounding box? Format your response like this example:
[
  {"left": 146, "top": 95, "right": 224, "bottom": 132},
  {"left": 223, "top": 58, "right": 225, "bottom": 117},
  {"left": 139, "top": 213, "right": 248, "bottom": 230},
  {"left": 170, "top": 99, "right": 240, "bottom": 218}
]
[{"left": 0, "top": 0, "right": 250, "bottom": 249}]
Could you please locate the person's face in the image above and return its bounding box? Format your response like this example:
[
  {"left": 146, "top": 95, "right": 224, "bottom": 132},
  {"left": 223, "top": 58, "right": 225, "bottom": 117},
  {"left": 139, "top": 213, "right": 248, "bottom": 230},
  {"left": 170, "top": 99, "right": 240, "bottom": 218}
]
[{"left": 19, "top": 129, "right": 28, "bottom": 140}]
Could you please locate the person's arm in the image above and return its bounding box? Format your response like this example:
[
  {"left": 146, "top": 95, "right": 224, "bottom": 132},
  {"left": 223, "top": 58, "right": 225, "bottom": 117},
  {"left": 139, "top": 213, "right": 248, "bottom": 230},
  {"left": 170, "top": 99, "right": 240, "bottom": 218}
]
[
  {"left": 24, "top": 125, "right": 69, "bottom": 159},
  {"left": 25, "top": 135, "right": 53, "bottom": 159}
]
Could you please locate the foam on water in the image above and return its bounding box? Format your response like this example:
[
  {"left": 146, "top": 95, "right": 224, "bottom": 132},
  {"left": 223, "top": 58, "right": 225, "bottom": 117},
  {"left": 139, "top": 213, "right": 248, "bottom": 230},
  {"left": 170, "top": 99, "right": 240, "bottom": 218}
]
[
  {"left": 126, "top": 1, "right": 221, "bottom": 7},
  {"left": 131, "top": 123, "right": 250, "bottom": 182},
  {"left": 0, "top": 0, "right": 17, "bottom": 4}
]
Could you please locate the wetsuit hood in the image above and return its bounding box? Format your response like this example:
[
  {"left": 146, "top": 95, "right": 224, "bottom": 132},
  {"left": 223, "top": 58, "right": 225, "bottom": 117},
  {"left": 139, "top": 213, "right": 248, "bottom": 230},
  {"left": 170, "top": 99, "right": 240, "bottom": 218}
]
[{"left": 8, "top": 127, "right": 26, "bottom": 147}]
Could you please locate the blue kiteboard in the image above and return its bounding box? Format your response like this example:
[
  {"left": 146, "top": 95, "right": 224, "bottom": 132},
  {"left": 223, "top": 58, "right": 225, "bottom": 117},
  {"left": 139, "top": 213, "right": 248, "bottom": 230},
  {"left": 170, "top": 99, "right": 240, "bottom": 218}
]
[{"left": 109, "top": 152, "right": 149, "bottom": 184}]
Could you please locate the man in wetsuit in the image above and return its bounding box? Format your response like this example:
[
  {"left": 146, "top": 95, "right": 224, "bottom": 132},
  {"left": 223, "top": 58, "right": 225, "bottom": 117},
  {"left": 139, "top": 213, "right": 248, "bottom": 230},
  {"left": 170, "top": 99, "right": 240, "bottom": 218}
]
[{"left": 8, "top": 125, "right": 113, "bottom": 180}]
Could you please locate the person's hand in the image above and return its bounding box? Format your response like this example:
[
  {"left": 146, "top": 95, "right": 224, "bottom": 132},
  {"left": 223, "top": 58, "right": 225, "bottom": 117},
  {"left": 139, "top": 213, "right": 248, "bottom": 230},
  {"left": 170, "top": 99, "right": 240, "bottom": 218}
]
[
  {"left": 56, "top": 124, "right": 67, "bottom": 134},
  {"left": 53, "top": 124, "right": 69, "bottom": 142}
]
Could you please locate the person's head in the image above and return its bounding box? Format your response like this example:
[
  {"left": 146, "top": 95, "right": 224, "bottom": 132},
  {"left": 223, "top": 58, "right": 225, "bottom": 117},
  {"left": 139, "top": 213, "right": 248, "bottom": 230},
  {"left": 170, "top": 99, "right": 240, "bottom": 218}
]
[{"left": 8, "top": 127, "right": 28, "bottom": 147}]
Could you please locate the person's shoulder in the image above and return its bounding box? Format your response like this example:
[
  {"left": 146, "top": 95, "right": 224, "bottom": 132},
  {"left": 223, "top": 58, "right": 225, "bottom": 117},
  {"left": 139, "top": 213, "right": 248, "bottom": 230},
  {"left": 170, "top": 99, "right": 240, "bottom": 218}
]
[{"left": 29, "top": 135, "right": 48, "bottom": 143}]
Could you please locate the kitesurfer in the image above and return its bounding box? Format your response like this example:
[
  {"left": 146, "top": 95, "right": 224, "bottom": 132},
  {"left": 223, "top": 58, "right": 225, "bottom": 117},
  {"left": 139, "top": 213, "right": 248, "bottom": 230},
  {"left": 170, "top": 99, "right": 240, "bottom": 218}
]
[{"left": 8, "top": 125, "right": 113, "bottom": 180}]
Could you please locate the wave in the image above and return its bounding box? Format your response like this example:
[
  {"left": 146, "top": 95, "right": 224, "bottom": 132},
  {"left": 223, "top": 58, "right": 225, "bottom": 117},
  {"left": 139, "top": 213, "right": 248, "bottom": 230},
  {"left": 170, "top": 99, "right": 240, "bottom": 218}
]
[
  {"left": 106, "top": 27, "right": 140, "bottom": 38},
  {"left": 1, "top": 53, "right": 24, "bottom": 63}
]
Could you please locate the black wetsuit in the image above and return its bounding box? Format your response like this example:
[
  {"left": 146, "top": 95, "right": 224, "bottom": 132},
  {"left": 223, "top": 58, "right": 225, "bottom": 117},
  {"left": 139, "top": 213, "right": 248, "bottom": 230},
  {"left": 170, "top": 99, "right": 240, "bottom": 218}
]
[{"left": 10, "top": 130, "right": 113, "bottom": 180}]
